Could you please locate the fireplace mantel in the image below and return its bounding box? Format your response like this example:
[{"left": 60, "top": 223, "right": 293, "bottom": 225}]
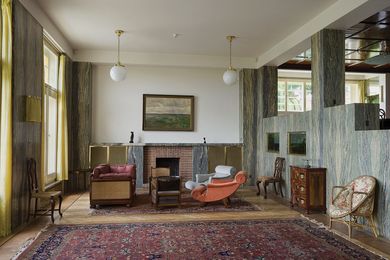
[
  {"left": 89, "top": 143, "right": 243, "bottom": 188},
  {"left": 90, "top": 143, "right": 242, "bottom": 147}
]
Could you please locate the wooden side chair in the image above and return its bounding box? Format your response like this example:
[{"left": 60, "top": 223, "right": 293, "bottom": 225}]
[
  {"left": 27, "top": 158, "right": 63, "bottom": 223},
  {"left": 149, "top": 167, "right": 170, "bottom": 195},
  {"left": 256, "top": 157, "right": 285, "bottom": 199},
  {"left": 151, "top": 176, "right": 182, "bottom": 209}
]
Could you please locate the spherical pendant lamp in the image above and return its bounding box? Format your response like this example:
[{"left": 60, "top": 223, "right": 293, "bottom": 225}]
[
  {"left": 223, "top": 36, "right": 237, "bottom": 85},
  {"left": 110, "top": 30, "right": 127, "bottom": 82}
]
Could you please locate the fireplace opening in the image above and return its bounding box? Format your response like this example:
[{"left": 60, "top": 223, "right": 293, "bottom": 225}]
[{"left": 156, "top": 158, "right": 180, "bottom": 176}]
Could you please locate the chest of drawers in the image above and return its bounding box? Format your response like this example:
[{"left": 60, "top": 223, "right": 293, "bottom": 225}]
[{"left": 290, "top": 166, "right": 326, "bottom": 214}]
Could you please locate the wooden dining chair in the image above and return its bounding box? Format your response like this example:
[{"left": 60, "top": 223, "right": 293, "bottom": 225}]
[
  {"left": 27, "top": 158, "right": 63, "bottom": 223},
  {"left": 256, "top": 157, "right": 285, "bottom": 199},
  {"left": 149, "top": 167, "right": 170, "bottom": 195}
]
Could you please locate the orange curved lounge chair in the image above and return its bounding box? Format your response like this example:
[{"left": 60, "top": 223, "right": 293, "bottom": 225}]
[{"left": 191, "top": 171, "right": 247, "bottom": 207}]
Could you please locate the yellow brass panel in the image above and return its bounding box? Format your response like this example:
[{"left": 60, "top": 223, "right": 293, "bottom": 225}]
[
  {"left": 108, "top": 146, "right": 128, "bottom": 164},
  {"left": 207, "top": 146, "right": 225, "bottom": 172},
  {"left": 90, "top": 146, "right": 108, "bottom": 168},
  {"left": 226, "top": 146, "right": 242, "bottom": 171},
  {"left": 26, "top": 96, "right": 41, "bottom": 122}
]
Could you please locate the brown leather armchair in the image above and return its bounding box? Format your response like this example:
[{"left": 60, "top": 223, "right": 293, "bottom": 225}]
[{"left": 90, "top": 164, "right": 136, "bottom": 208}]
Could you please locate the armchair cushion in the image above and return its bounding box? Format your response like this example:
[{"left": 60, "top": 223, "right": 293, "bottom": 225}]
[
  {"left": 330, "top": 175, "right": 376, "bottom": 218},
  {"left": 92, "top": 164, "right": 136, "bottom": 180}
]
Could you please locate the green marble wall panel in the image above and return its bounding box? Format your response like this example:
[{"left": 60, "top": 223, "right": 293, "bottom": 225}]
[
  {"left": 240, "top": 69, "right": 258, "bottom": 185},
  {"left": 127, "top": 146, "right": 144, "bottom": 188},
  {"left": 258, "top": 66, "right": 278, "bottom": 118},
  {"left": 11, "top": 0, "right": 43, "bottom": 230},
  {"left": 71, "top": 62, "right": 92, "bottom": 169},
  {"left": 354, "top": 103, "right": 380, "bottom": 131},
  {"left": 192, "top": 146, "right": 208, "bottom": 180},
  {"left": 323, "top": 105, "right": 390, "bottom": 239},
  {"left": 312, "top": 29, "right": 345, "bottom": 109}
]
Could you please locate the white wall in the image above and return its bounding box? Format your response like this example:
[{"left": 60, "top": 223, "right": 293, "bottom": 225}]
[{"left": 92, "top": 65, "right": 240, "bottom": 143}]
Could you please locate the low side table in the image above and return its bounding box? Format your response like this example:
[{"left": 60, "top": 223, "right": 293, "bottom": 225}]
[{"left": 68, "top": 168, "right": 92, "bottom": 193}]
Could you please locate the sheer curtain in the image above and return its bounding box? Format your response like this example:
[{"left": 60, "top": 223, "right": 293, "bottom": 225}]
[
  {"left": 56, "top": 54, "right": 68, "bottom": 181},
  {"left": 0, "top": 0, "right": 12, "bottom": 237}
]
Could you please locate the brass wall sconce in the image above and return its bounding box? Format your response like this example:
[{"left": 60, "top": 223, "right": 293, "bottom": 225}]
[{"left": 26, "top": 95, "right": 41, "bottom": 122}]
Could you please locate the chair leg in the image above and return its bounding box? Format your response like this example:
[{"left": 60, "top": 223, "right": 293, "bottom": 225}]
[
  {"left": 348, "top": 216, "right": 352, "bottom": 238},
  {"left": 50, "top": 196, "right": 55, "bottom": 223},
  {"left": 256, "top": 181, "right": 261, "bottom": 196},
  {"left": 155, "top": 196, "right": 159, "bottom": 209},
  {"left": 34, "top": 198, "right": 38, "bottom": 218},
  {"left": 223, "top": 198, "right": 231, "bottom": 208},
  {"left": 263, "top": 182, "right": 268, "bottom": 199},
  {"left": 278, "top": 182, "right": 284, "bottom": 198},
  {"left": 369, "top": 215, "right": 379, "bottom": 238},
  {"left": 27, "top": 196, "right": 31, "bottom": 223},
  {"left": 273, "top": 182, "right": 278, "bottom": 195},
  {"left": 58, "top": 195, "right": 63, "bottom": 217}
]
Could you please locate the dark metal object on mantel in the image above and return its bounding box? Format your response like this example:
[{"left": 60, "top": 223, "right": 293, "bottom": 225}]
[
  {"left": 130, "top": 131, "right": 134, "bottom": 143},
  {"left": 203, "top": 137, "right": 206, "bottom": 144}
]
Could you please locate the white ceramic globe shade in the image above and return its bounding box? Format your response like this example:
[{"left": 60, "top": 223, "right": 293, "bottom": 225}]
[
  {"left": 223, "top": 69, "right": 237, "bottom": 85},
  {"left": 110, "top": 64, "right": 127, "bottom": 82}
]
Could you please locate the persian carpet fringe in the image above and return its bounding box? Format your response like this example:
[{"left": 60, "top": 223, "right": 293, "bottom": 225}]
[
  {"left": 11, "top": 224, "right": 51, "bottom": 260},
  {"left": 300, "top": 214, "right": 389, "bottom": 260}
]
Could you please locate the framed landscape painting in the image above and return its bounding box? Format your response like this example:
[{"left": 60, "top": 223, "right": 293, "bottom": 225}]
[
  {"left": 288, "top": 131, "right": 306, "bottom": 155},
  {"left": 267, "top": 132, "right": 280, "bottom": 153},
  {"left": 143, "top": 94, "right": 194, "bottom": 131}
]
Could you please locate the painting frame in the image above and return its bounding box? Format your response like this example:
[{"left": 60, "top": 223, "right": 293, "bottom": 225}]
[
  {"left": 267, "top": 132, "right": 280, "bottom": 153},
  {"left": 142, "top": 94, "right": 195, "bottom": 131},
  {"left": 288, "top": 131, "right": 306, "bottom": 155}
]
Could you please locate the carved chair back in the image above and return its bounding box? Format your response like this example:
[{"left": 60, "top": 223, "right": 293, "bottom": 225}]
[
  {"left": 156, "top": 176, "right": 181, "bottom": 192},
  {"left": 27, "top": 158, "right": 39, "bottom": 195},
  {"left": 151, "top": 167, "right": 170, "bottom": 178},
  {"left": 273, "top": 157, "right": 285, "bottom": 180}
]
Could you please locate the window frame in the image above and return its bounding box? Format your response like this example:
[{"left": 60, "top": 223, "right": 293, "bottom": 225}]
[
  {"left": 43, "top": 39, "right": 60, "bottom": 185},
  {"left": 278, "top": 77, "right": 312, "bottom": 113}
]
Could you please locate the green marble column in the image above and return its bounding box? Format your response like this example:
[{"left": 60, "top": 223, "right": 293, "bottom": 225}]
[
  {"left": 312, "top": 29, "right": 345, "bottom": 110},
  {"left": 311, "top": 29, "right": 345, "bottom": 165},
  {"left": 71, "top": 62, "right": 92, "bottom": 169},
  {"left": 240, "top": 69, "right": 258, "bottom": 185},
  {"left": 240, "top": 66, "right": 278, "bottom": 185},
  {"left": 258, "top": 66, "right": 278, "bottom": 118}
]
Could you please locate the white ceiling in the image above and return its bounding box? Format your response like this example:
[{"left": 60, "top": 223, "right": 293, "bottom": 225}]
[{"left": 35, "top": 0, "right": 338, "bottom": 58}]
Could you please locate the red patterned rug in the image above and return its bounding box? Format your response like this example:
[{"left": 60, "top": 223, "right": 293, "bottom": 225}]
[
  {"left": 17, "top": 219, "right": 384, "bottom": 259},
  {"left": 90, "top": 193, "right": 261, "bottom": 215}
]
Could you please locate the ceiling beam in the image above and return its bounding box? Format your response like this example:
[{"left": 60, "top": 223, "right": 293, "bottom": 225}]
[
  {"left": 256, "top": 0, "right": 390, "bottom": 68},
  {"left": 74, "top": 50, "right": 257, "bottom": 69}
]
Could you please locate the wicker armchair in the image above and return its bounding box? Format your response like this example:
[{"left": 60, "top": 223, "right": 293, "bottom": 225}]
[{"left": 329, "top": 175, "right": 378, "bottom": 238}]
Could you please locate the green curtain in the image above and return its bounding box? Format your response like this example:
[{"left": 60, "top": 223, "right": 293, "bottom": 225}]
[
  {"left": 0, "top": 0, "right": 12, "bottom": 237},
  {"left": 56, "top": 54, "right": 68, "bottom": 181}
]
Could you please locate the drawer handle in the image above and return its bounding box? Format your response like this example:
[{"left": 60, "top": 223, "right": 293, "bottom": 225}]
[
  {"left": 299, "top": 173, "right": 304, "bottom": 179},
  {"left": 300, "top": 186, "right": 305, "bottom": 192}
]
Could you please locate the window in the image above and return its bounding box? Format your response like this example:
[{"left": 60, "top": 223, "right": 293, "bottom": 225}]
[
  {"left": 278, "top": 79, "right": 311, "bottom": 113},
  {"left": 43, "top": 43, "right": 59, "bottom": 185},
  {"left": 345, "top": 81, "right": 363, "bottom": 104},
  {"left": 278, "top": 78, "right": 365, "bottom": 112}
]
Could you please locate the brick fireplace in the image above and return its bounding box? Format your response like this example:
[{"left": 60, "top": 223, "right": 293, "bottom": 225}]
[{"left": 144, "top": 146, "right": 193, "bottom": 184}]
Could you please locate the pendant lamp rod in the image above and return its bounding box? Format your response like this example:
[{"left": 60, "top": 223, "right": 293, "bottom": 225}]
[
  {"left": 115, "top": 30, "right": 124, "bottom": 66},
  {"left": 226, "top": 35, "right": 236, "bottom": 70}
]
